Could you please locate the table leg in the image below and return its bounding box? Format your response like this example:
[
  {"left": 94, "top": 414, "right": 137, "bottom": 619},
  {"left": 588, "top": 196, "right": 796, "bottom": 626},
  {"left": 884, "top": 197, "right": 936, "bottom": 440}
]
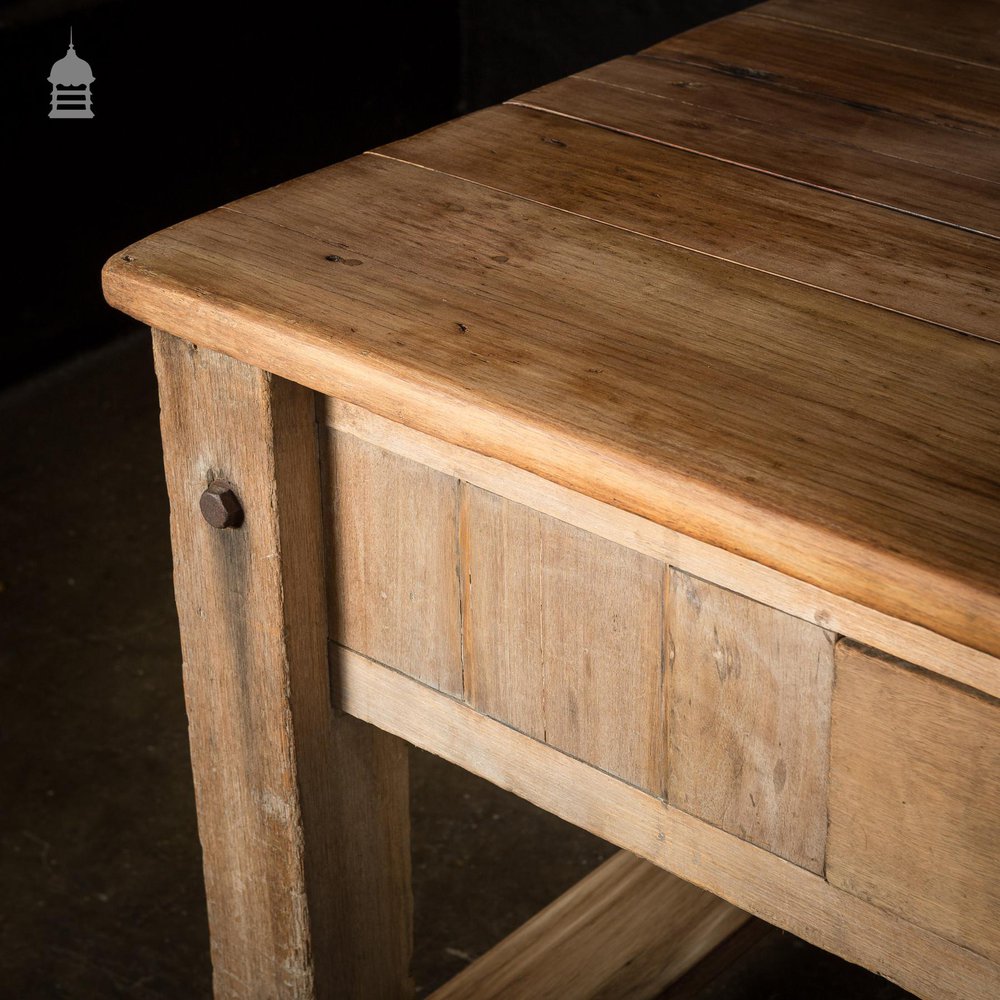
[{"left": 152, "top": 330, "right": 413, "bottom": 999}]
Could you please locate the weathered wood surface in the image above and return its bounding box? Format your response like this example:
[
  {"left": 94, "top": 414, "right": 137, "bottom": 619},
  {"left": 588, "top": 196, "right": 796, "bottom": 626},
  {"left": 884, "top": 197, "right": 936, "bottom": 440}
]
[
  {"left": 152, "top": 331, "right": 413, "bottom": 999},
  {"left": 102, "top": 155, "right": 1000, "bottom": 661},
  {"left": 379, "top": 105, "right": 1000, "bottom": 342},
  {"left": 514, "top": 67, "right": 1000, "bottom": 235},
  {"left": 461, "top": 484, "right": 665, "bottom": 791},
  {"left": 644, "top": 12, "right": 1000, "bottom": 134},
  {"left": 327, "top": 428, "right": 463, "bottom": 695},
  {"left": 754, "top": 0, "right": 1000, "bottom": 69},
  {"left": 828, "top": 641, "right": 1000, "bottom": 965},
  {"left": 429, "top": 850, "right": 750, "bottom": 1000},
  {"left": 337, "top": 647, "right": 1000, "bottom": 1000},
  {"left": 667, "top": 572, "right": 834, "bottom": 873},
  {"left": 324, "top": 397, "right": 1000, "bottom": 699}
]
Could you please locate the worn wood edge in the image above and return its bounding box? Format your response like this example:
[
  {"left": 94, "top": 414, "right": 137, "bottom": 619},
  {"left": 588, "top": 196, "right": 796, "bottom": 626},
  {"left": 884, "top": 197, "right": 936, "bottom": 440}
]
[
  {"left": 323, "top": 397, "right": 1000, "bottom": 699},
  {"left": 428, "top": 850, "right": 750, "bottom": 1000},
  {"left": 334, "top": 647, "right": 1000, "bottom": 1000},
  {"left": 101, "top": 249, "right": 1000, "bottom": 664}
]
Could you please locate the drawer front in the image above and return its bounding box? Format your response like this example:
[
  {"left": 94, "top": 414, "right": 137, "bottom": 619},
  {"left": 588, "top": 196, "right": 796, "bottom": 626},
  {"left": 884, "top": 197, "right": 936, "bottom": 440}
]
[
  {"left": 828, "top": 642, "right": 1000, "bottom": 963},
  {"left": 667, "top": 570, "right": 835, "bottom": 873},
  {"left": 461, "top": 484, "right": 665, "bottom": 792}
]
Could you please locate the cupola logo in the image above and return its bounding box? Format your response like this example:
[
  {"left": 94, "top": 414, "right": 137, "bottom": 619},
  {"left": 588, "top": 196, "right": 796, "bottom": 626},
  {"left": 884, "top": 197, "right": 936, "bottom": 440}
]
[{"left": 49, "top": 29, "right": 94, "bottom": 118}]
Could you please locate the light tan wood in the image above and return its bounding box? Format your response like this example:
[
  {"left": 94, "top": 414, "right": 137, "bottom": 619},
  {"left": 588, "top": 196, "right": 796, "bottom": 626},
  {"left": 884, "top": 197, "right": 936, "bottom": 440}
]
[
  {"left": 325, "top": 397, "right": 1000, "bottom": 700},
  {"left": 152, "top": 331, "right": 413, "bottom": 999},
  {"left": 461, "top": 484, "right": 665, "bottom": 791},
  {"left": 828, "top": 641, "right": 1000, "bottom": 965},
  {"left": 755, "top": 0, "right": 1000, "bottom": 69},
  {"left": 646, "top": 12, "right": 1000, "bottom": 134},
  {"left": 428, "top": 850, "right": 750, "bottom": 1000},
  {"left": 575, "top": 55, "right": 1000, "bottom": 184},
  {"left": 326, "top": 428, "right": 462, "bottom": 695},
  {"left": 379, "top": 105, "right": 1000, "bottom": 343},
  {"left": 514, "top": 68, "right": 1000, "bottom": 236},
  {"left": 667, "top": 571, "right": 834, "bottom": 873},
  {"left": 102, "top": 156, "right": 1000, "bottom": 661},
  {"left": 335, "top": 647, "right": 1000, "bottom": 1000}
]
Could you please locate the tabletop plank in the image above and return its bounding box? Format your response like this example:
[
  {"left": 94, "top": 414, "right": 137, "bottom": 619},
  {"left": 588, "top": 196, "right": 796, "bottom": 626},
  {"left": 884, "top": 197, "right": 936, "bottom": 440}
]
[
  {"left": 103, "top": 154, "right": 1000, "bottom": 659},
  {"left": 754, "top": 0, "right": 1000, "bottom": 69},
  {"left": 644, "top": 12, "right": 1000, "bottom": 136},
  {"left": 574, "top": 55, "right": 1000, "bottom": 184},
  {"left": 515, "top": 68, "right": 1000, "bottom": 236},
  {"left": 379, "top": 104, "right": 1000, "bottom": 344}
]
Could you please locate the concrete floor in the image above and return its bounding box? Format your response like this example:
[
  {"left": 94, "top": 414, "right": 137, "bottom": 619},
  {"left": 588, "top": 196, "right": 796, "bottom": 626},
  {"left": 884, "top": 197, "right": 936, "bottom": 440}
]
[{"left": 0, "top": 332, "right": 914, "bottom": 999}]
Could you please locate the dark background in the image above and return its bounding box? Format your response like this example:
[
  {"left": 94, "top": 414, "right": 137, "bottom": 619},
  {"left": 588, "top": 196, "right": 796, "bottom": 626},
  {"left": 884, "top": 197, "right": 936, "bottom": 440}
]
[{"left": 2, "top": 0, "right": 752, "bottom": 387}]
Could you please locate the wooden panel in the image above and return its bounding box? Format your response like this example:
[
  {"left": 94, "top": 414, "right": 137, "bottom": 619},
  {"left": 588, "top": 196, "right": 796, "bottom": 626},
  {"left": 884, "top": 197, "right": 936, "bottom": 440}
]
[
  {"left": 103, "top": 156, "right": 1000, "bottom": 661},
  {"left": 327, "top": 428, "right": 462, "bottom": 695},
  {"left": 756, "top": 0, "right": 1000, "bottom": 69},
  {"left": 576, "top": 56, "right": 1000, "bottom": 184},
  {"left": 646, "top": 13, "right": 1000, "bottom": 134},
  {"left": 337, "top": 647, "right": 1000, "bottom": 1000},
  {"left": 828, "top": 641, "right": 1000, "bottom": 964},
  {"left": 667, "top": 572, "right": 834, "bottom": 873},
  {"left": 430, "top": 850, "right": 750, "bottom": 1000},
  {"left": 380, "top": 105, "right": 1000, "bottom": 343},
  {"left": 325, "top": 396, "right": 1000, "bottom": 699},
  {"left": 515, "top": 69, "right": 1000, "bottom": 236},
  {"left": 462, "top": 485, "right": 665, "bottom": 791},
  {"left": 152, "top": 331, "right": 413, "bottom": 998}
]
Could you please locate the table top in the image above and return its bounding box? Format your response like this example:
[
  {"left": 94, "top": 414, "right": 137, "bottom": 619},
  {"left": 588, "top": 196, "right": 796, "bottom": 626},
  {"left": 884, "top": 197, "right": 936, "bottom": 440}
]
[{"left": 103, "top": 0, "right": 1000, "bottom": 660}]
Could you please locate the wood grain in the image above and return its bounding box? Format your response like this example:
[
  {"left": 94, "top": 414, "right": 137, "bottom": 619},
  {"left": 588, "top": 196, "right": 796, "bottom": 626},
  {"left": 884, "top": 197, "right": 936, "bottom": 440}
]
[
  {"left": 574, "top": 55, "right": 1000, "bottom": 184},
  {"left": 379, "top": 104, "right": 1000, "bottom": 342},
  {"left": 337, "top": 647, "right": 1000, "bottom": 1000},
  {"left": 514, "top": 68, "right": 1000, "bottom": 236},
  {"left": 461, "top": 485, "right": 665, "bottom": 791},
  {"left": 645, "top": 12, "right": 1000, "bottom": 135},
  {"left": 667, "top": 572, "right": 834, "bottom": 873},
  {"left": 103, "top": 155, "right": 1000, "bottom": 660},
  {"left": 755, "top": 0, "right": 1000, "bottom": 69},
  {"left": 429, "top": 850, "right": 750, "bottom": 1000},
  {"left": 152, "top": 331, "right": 413, "bottom": 998},
  {"left": 324, "top": 396, "right": 1000, "bottom": 699},
  {"left": 326, "top": 428, "right": 462, "bottom": 694},
  {"left": 828, "top": 641, "right": 1000, "bottom": 965}
]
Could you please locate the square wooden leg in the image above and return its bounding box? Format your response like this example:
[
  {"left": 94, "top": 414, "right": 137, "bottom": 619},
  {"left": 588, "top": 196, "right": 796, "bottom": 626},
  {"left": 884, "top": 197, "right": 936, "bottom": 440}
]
[{"left": 152, "top": 330, "right": 413, "bottom": 999}]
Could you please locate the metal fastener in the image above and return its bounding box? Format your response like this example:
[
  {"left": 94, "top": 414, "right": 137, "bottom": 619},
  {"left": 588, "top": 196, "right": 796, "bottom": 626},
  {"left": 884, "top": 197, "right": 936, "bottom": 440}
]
[{"left": 199, "top": 480, "right": 244, "bottom": 529}]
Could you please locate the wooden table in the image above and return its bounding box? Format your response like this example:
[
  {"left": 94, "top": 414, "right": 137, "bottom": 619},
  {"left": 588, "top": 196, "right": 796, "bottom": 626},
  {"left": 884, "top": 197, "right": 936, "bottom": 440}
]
[{"left": 103, "top": 2, "right": 1000, "bottom": 997}]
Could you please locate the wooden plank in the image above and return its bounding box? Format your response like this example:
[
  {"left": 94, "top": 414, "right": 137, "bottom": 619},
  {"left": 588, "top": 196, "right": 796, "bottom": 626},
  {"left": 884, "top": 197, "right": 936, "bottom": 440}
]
[
  {"left": 828, "top": 641, "right": 1000, "bottom": 965},
  {"left": 755, "top": 0, "right": 1000, "bottom": 70},
  {"left": 102, "top": 156, "right": 1000, "bottom": 661},
  {"left": 461, "top": 484, "right": 665, "bottom": 791},
  {"left": 151, "top": 331, "right": 413, "bottom": 998},
  {"left": 574, "top": 55, "right": 1000, "bottom": 184},
  {"left": 379, "top": 105, "right": 1000, "bottom": 343},
  {"left": 666, "top": 571, "right": 834, "bottom": 873},
  {"left": 326, "top": 428, "right": 462, "bottom": 695},
  {"left": 336, "top": 647, "right": 1000, "bottom": 1000},
  {"left": 645, "top": 12, "right": 1000, "bottom": 135},
  {"left": 325, "top": 396, "right": 1000, "bottom": 700},
  {"left": 429, "top": 850, "right": 750, "bottom": 1000},
  {"left": 514, "top": 70, "right": 1000, "bottom": 236}
]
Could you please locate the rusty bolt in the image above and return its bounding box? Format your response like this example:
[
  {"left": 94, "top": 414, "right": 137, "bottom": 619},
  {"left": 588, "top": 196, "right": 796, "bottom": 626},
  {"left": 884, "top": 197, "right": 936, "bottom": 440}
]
[{"left": 199, "top": 480, "right": 243, "bottom": 529}]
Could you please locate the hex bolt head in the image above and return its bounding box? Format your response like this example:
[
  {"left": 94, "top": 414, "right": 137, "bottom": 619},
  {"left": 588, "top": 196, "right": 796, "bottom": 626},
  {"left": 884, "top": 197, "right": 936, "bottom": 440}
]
[{"left": 199, "top": 480, "right": 244, "bottom": 529}]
